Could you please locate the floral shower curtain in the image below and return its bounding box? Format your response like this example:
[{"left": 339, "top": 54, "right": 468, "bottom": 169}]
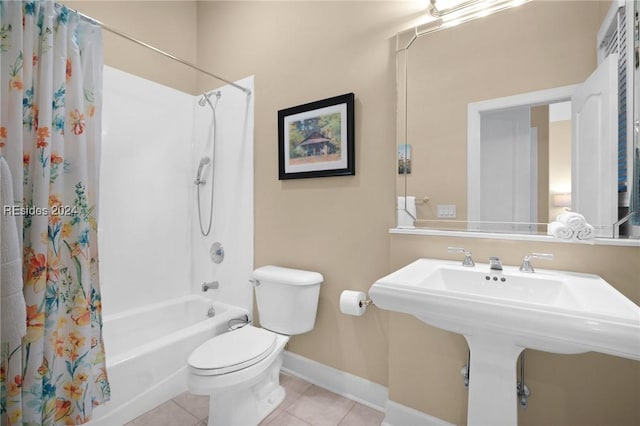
[{"left": 0, "top": 1, "right": 110, "bottom": 425}]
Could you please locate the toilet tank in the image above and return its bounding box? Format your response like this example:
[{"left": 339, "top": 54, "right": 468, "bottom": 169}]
[{"left": 252, "top": 265, "right": 323, "bottom": 335}]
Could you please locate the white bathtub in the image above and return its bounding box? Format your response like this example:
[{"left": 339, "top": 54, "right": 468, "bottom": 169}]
[{"left": 90, "top": 295, "right": 249, "bottom": 426}]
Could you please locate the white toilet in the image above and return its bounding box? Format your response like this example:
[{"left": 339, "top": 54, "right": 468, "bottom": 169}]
[{"left": 187, "top": 265, "right": 323, "bottom": 426}]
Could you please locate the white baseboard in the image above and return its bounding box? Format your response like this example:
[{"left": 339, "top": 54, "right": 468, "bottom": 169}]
[
  {"left": 281, "top": 350, "right": 388, "bottom": 412},
  {"left": 383, "top": 400, "right": 456, "bottom": 426}
]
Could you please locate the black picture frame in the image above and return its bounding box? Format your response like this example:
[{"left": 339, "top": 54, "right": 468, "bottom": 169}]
[{"left": 278, "top": 93, "right": 355, "bottom": 180}]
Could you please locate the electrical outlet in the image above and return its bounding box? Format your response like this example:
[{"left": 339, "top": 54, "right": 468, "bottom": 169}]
[{"left": 437, "top": 204, "right": 457, "bottom": 218}]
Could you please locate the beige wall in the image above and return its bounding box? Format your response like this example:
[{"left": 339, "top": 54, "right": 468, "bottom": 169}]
[
  {"left": 194, "top": 1, "right": 423, "bottom": 387},
  {"left": 65, "top": 2, "right": 639, "bottom": 424},
  {"left": 63, "top": 1, "right": 198, "bottom": 94}
]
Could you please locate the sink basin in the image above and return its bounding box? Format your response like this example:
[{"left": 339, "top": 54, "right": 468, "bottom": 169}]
[
  {"left": 370, "top": 258, "right": 640, "bottom": 425},
  {"left": 370, "top": 258, "right": 640, "bottom": 359}
]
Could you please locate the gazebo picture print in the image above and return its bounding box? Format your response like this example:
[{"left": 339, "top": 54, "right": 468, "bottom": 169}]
[{"left": 278, "top": 93, "right": 355, "bottom": 179}]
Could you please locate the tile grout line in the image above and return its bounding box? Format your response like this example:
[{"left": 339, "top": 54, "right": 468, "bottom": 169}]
[
  {"left": 278, "top": 388, "right": 311, "bottom": 425},
  {"left": 285, "top": 411, "right": 315, "bottom": 426},
  {"left": 171, "top": 396, "right": 207, "bottom": 421},
  {"left": 168, "top": 400, "right": 201, "bottom": 426},
  {"left": 336, "top": 400, "right": 358, "bottom": 426}
]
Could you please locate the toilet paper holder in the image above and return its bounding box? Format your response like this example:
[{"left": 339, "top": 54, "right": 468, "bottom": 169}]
[
  {"left": 339, "top": 290, "right": 376, "bottom": 316},
  {"left": 359, "top": 298, "right": 374, "bottom": 308}
]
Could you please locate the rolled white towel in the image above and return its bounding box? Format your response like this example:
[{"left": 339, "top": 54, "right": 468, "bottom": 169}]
[
  {"left": 548, "top": 221, "right": 574, "bottom": 239},
  {"left": 556, "top": 212, "right": 586, "bottom": 231},
  {"left": 576, "top": 223, "right": 595, "bottom": 240}
]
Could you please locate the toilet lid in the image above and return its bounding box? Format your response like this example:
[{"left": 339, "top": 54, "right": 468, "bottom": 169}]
[{"left": 188, "top": 325, "right": 277, "bottom": 375}]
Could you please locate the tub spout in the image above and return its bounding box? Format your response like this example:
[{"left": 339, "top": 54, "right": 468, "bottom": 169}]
[{"left": 202, "top": 281, "right": 219, "bottom": 292}]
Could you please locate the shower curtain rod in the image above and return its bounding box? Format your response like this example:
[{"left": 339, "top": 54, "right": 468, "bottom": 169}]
[{"left": 70, "top": 8, "right": 252, "bottom": 95}]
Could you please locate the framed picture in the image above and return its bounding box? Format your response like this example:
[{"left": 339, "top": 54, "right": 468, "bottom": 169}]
[{"left": 278, "top": 93, "right": 355, "bottom": 180}]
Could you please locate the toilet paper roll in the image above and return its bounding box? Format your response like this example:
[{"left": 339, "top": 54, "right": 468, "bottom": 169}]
[{"left": 340, "top": 290, "right": 367, "bottom": 316}]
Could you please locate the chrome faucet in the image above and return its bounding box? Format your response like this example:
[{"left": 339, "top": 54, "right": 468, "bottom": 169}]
[
  {"left": 489, "top": 256, "right": 503, "bottom": 271},
  {"left": 519, "top": 253, "right": 553, "bottom": 273},
  {"left": 202, "top": 281, "right": 219, "bottom": 292},
  {"left": 448, "top": 247, "right": 475, "bottom": 267}
]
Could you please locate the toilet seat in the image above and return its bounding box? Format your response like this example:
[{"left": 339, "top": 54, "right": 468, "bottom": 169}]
[{"left": 188, "top": 325, "right": 277, "bottom": 376}]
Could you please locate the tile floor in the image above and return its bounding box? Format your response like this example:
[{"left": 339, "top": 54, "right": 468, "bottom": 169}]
[{"left": 125, "top": 373, "right": 385, "bottom": 426}]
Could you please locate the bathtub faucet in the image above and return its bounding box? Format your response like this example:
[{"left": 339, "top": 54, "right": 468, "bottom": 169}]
[{"left": 202, "top": 281, "right": 219, "bottom": 292}]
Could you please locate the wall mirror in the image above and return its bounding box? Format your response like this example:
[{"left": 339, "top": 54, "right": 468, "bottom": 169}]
[{"left": 397, "top": 0, "right": 639, "bottom": 240}]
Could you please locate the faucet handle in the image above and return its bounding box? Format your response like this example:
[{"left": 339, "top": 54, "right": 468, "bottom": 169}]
[
  {"left": 448, "top": 247, "right": 475, "bottom": 267},
  {"left": 519, "top": 253, "right": 553, "bottom": 273}
]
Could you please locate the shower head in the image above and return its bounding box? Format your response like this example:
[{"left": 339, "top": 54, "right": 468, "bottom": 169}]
[
  {"left": 198, "top": 91, "right": 221, "bottom": 109},
  {"left": 195, "top": 157, "right": 211, "bottom": 185}
]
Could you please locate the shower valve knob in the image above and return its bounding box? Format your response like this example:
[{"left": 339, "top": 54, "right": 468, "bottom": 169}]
[{"left": 210, "top": 242, "right": 224, "bottom": 264}]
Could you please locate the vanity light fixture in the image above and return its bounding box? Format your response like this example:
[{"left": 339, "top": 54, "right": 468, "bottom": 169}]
[
  {"left": 430, "top": 0, "right": 480, "bottom": 17},
  {"left": 400, "top": 0, "right": 528, "bottom": 49},
  {"left": 429, "top": 0, "right": 529, "bottom": 31}
]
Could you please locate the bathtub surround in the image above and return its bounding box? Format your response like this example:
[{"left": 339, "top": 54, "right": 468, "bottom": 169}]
[
  {"left": 99, "top": 65, "right": 193, "bottom": 315},
  {"left": 60, "top": 2, "right": 639, "bottom": 425},
  {"left": 100, "top": 66, "right": 253, "bottom": 317},
  {"left": 191, "top": 76, "right": 255, "bottom": 314},
  {"left": 95, "top": 65, "right": 253, "bottom": 423}
]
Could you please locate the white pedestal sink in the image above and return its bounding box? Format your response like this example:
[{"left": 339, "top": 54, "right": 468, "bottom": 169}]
[{"left": 370, "top": 258, "right": 640, "bottom": 426}]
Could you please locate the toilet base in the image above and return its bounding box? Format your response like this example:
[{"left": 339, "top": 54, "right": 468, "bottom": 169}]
[{"left": 207, "top": 351, "right": 285, "bottom": 426}]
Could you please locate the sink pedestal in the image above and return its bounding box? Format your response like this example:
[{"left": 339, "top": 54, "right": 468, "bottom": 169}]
[{"left": 465, "top": 335, "right": 524, "bottom": 426}]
